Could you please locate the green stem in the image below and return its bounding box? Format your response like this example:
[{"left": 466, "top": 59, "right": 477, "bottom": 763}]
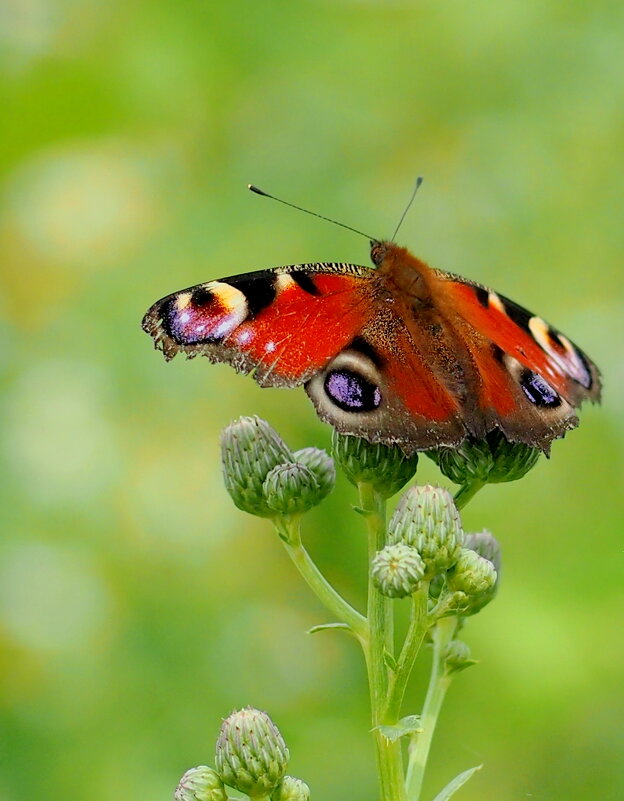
[
  {"left": 405, "top": 616, "right": 458, "bottom": 801},
  {"left": 453, "top": 479, "right": 485, "bottom": 510},
  {"left": 358, "top": 482, "right": 407, "bottom": 801},
  {"left": 384, "top": 583, "right": 430, "bottom": 722},
  {"left": 279, "top": 518, "right": 368, "bottom": 643}
]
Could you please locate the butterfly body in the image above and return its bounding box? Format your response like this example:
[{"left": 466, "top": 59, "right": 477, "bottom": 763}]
[{"left": 142, "top": 240, "right": 600, "bottom": 454}]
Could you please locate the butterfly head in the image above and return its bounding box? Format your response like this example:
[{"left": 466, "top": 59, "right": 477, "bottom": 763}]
[{"left": 370, "top": 240, "right": 391, "bottom": 266}]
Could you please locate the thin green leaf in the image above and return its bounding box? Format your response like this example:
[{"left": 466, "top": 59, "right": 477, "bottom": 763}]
[
  {"left": 445, "top": 659, "right": 479, "bottom": 676},
  {"left": 430, "top": 764, "right": 482, "bottom": 801},
  {"left": 383, "top": 649, "right": 398, "bottom": 672},
  {"left": 307, "top": 622, "right": 353, "bottom": 636},
  {"left": 375, "top": 714, "right": 422, "bottom": 742},
  {"left": 351, "top": 505, "right": 374, "bottom": 517}
]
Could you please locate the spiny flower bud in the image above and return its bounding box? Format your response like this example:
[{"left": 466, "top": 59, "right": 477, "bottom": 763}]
[
  {"left": 428, "top": 430, "right": 540, "bottom": 486},
  {"left": 443, "top": 640, "right": 477, "bottom": 674},
  {"left": 215, "top": 707, "right": 289, "bottom": 797},
  {"left": 448, "top": 548, "right": 497, "bottom": 598},
  {"left": 387, "top": 485, "right": 464, "bottom": 576},
  {"left": 463, "top": 530, "right": 502, "bottom": 612},
  {"left": 371, "top": 543, "right": 425, "bottom": 598},
  {"left": 465, "top": 530, "right": 502, "bottom": 574},
  {"left": 331, "top": 431, "right": 418, "bottom": 499},
  {"left": 293, "top": 447, "right": 335, "bottom": 503},
  {"left": 263, "top": 462, "right": 321, "bottom": 516},
  {"left": 174, "top": 766, "right": 227, "bottom": 801},
  {"left": 221, "top": 416, "right": 293, "bottom": 517},
  {"left": 272, "top": 775, "right": 311, "bottom": 801}
]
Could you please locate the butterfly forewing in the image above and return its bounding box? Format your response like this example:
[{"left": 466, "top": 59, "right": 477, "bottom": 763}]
[
  {"left": 431, "top": 272, "right": 601, "bottom": 449},
  {"left": 142, "top": 262, "right": 376, "bottom": 386}
]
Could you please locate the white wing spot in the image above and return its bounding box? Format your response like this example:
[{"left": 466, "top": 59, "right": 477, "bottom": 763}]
[
  {"left": 488, "top": 292, "right": 505, "bottom": 313},
  {"left": 265, "top": 341, "right": 276, "bottom": 353}
]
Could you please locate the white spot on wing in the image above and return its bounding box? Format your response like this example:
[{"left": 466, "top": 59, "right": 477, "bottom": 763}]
[
  {"left": 175, "top": 292, "right": 192, "bottom": 310},
  {"left": 239, "top": 329, "right": 251, "bottom": 343},
  {"left": 275, "top": 273, "right": 295, "bottom": 292},
  {"left": 488, "top": 292, "right": 505, "bottom": 313},
  {"left": 529, "top": 316, "right": 591, "bottom": 386}
]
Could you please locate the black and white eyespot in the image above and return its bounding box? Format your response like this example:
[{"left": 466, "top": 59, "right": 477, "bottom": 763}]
[
  {"left": 324, "top": 370, "right": 382, "bottom": 412},
  {"left": 306, "top": 346, "right": 384, "bottom": 420},
  {"left": 164, "top": 281, "right": 250, "bottom": 345},
  {"left": 519, "top": 369, "right": 561, "bottom": 408},
  {"left": 503, "top": 354, "right": 561, "bottom": 409},
  {"left": 528, "top": 316, "right": 593, "bottom": 390}
]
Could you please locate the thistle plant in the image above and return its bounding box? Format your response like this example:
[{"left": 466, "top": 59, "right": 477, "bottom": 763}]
[{"left": 175, "top": 415, "right": 539, "bottom": 801}]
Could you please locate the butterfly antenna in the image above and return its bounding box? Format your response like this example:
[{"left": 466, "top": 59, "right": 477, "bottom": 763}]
[
  {"left": 248, "top": 184, "right": 378, "bottom": 242},
  {"left": 391, "top": 176, "right": 424, "bottom": 241}
]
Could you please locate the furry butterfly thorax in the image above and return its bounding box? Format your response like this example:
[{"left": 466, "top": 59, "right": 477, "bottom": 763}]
[{"left": 142, "top": 237, "right": 600, "bottom": 455}]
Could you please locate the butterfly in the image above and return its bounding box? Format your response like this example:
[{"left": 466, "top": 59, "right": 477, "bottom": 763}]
[{"left": 142, "top": 195, "right": 601, "bottom": 455}]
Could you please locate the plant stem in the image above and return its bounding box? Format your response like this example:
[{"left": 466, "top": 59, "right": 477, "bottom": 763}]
[
  {"left": 453, "top": 479, "right": 485, "bottom": 510},
  {"left": 405, "top": 616, "right": 458, "bottom": 801},
  {"left": 384, "top": 583, "right": 430, "bottom": 722},
  {"left": 279, "top": 518, "right": 368, "bottom": 643},
  {"left": 358, "top": 482, "right": 407, "bottom": 801}
]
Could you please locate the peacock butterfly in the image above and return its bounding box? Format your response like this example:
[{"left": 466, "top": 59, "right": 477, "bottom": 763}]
[{"left": 142, "top": 187, "right": 600, "bottom": 454}]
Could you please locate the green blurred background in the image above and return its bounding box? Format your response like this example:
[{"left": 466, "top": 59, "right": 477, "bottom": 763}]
[{"left": 1, "top": 1, "right": 622, "bottom": 799}]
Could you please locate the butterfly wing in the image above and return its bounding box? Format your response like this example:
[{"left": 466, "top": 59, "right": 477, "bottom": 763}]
[
  {"left": 142, "top": 262, "right": 468, "bottom": 450},
  {"left": 433, "top": 272, "right": 601, "bottom": 450}
]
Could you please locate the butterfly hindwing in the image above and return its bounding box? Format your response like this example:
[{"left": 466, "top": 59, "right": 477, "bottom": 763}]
[{"left": 305, "top": 314, "right": 467, "bottom": 451}]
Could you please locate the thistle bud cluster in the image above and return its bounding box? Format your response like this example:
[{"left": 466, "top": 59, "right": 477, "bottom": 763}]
[
  {"left": 221, "top": 416, "right": 335, "bottom": 518},
  {"left": 372, "top": 484, "right": 501, "bottom": 616},
  {"left": 176, "top": 707, "right": 309, "bottom": 801},
  {"left": 387, "top": 486, "right": 464, "bottom": 577}
]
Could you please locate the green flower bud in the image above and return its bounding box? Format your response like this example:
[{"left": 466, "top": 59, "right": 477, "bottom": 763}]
[
  {"left": 293, "top": 447, "right": 335, "bottom": 502},
  {"left": 221, "top": 416, "right": 293, "bottom": 517},
  {"left": 263, "top": 462, "right": 321, "bottom": 516},
  {"left": 174, "top": 766, "right": 227, "bottom": 801},
  {"left": 215, "top": 707, "right": 289, "bottom": 797},
  {"left": 443, "top": 639, "right": 477, "bottom": 674},
  {"left": 463, "top": 530, "right": 502, "bottom": 612},
  {"left": 272, "top": 775, "right": 311, "bottom": 801},
  {"left": 465, "top": 530, "right": 502, "bottom": 574},
  {"left": 331, "top": 431, "right": 418, "bottom": 499},
  {"left": 371, "top": 543, "right": 425, "bottom": 598},
  {"left": 448, "top": 548, "right": 497, "bottom": 599},
  {"left": 428, "top": 430, "right": 540, "bottom": 486},
  {"left": 387, "top": 485, "right": 464, "bottom": 576}
]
